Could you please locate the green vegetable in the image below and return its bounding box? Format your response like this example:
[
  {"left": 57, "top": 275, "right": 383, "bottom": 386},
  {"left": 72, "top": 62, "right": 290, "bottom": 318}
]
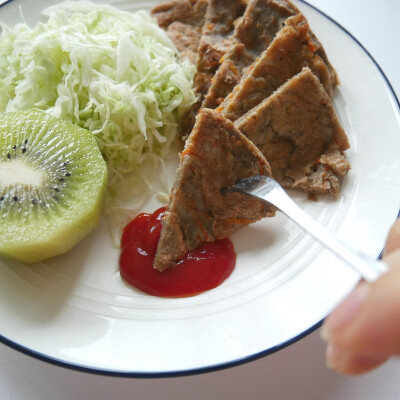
[{"left": 0, "top": 1, "right": 196, "bottom": 234}]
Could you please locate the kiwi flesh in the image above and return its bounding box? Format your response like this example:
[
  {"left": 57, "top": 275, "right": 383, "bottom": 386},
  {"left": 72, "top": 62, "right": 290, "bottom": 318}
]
[{"left": 0, "top": 109, "right": 108, "bottom": 264}]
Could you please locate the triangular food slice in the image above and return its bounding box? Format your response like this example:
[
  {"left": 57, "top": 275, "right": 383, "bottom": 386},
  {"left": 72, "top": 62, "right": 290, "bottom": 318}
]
[
  {"left": 235, "top": 67, "right": 350, "bottom": 197},
  {"left": 151, "top": 0, "right": 209, "bottom": 64},
  {"left": 194, "top": 0, "right": 247, "bottom": 100},
  {"left": 201, "top": 0, "right": 300, "bottom": 110},
  {"left": 180, "top": 0, "right": 247, "bottom": 138},
  {"left": 181, "top": 0, "right": 300, "bottom": 139},
  {"left": 151, "top": 0, "right": 208, "bottom": 29},
  {"left": 220, "top": 13, "right": 338, "bottom": 121},
  {"left": 154, "top": 109, "right": 276, "bottom": 271}
]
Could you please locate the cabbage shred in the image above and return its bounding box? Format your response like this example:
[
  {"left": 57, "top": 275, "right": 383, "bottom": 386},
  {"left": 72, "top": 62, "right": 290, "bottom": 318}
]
[{"left": 0, "top": 1, "right": 196, "bottom": 232}]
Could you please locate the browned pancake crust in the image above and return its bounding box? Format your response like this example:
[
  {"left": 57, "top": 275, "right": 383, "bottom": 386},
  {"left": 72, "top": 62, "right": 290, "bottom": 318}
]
[
  {"left": 154, "top": 109, "right": 275, "bottom": 270},
  {"left": 235, "top": 68, "right": 350, "bottom": 197},
  {"left": 220, "top": 13, "right": 338, "bottom": 121},
  {"left": 151, "top": 0, "right": 209, "bottom": 64},
  {"left": 195, "top": 0, "right": 247, "bottom": 99},
  {"left": 151, "top": 0, "right": 208, "bottom": 28},
  {"left": 180, "top": 0, "right": 248, "bottom": 138},
  {"left": 201, "top": 0, "right": 299, "bottom": 111}
]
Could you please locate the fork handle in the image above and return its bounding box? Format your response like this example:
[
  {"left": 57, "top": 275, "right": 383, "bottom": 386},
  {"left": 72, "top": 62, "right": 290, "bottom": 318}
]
[
  {"left": 229, "top": 176, "right": 389, "bottom": 282},
  {"left": 272, "top": 191, "right": 388, "bottom": 282}
]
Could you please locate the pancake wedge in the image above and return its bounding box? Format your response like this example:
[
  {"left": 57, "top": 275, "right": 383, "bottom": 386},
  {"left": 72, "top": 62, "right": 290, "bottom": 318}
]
[
  {"left": 235, "top": 68, "right": 350, "bottom": 197},
  {"left": 154, "top": 109, "right": 275, "bottom": 271}
]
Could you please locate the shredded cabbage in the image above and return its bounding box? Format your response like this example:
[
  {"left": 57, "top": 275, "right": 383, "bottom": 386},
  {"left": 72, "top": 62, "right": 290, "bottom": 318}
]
[{"left": 0, "top": 1, "right": 196, "bottom": 238}]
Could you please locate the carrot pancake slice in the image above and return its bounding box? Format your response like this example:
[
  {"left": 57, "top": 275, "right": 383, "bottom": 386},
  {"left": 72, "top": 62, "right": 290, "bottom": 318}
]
[
  {"left": 154, "top": 109, "right": 275, "bottom": 271},
  {"left": 180, "top": 0, "right": 300, "bottom": 139},
  {"left": 194, "top": 0, "right": 247, "bottom": 99},
  {"left": 201, "top": 0, "right": 300, "bottom": 111},
  {"left": 235, "top": 67, "right": 350, "bottom": 197},
  {"left": 151, "top": 0, "right": 209, "bottom": 64},
  {"left": 220, "top": 13, "right": 338, "bottom": 122},
  {"left": 180, "top": 0, "right": 247, "bottom": 138}
]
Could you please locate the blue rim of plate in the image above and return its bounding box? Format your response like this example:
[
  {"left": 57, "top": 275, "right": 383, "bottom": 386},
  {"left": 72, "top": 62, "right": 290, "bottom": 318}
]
[{"left": 0, "top": 0, "right": 399, "bottom": 378}]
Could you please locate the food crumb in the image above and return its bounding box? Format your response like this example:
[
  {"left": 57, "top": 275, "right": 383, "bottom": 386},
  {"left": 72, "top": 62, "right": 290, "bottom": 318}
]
[{"left": 308, "top": 193, "right": 319, "bottom": 202}]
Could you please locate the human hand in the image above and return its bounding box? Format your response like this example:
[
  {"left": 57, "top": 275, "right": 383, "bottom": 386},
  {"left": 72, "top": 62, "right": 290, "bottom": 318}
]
[{"left": 320, "top": 218, "right": 400, "bottom": 375}]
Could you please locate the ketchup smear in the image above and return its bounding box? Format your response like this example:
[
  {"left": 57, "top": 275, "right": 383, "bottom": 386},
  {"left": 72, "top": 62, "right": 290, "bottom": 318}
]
[{"left": 119, "top": 207, "right": 236, "bottom": 298}]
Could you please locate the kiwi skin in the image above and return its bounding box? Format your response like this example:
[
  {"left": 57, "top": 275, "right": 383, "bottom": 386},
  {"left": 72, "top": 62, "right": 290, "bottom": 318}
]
[{"left": 0, "top": 109, "right": 108, "bottom": 264}]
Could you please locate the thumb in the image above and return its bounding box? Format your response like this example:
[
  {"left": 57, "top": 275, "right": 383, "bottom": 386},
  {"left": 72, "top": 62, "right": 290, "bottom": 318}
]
[
  {"left": 320, "top": 249, "right": 400, "bottom": 375},
  {"left": 384, "top": 217, "right": 400, "bottom": 256}
]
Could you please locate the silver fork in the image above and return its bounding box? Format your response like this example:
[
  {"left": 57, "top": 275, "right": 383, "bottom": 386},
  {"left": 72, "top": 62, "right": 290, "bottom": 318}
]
[{"left": 223, "top": 175, "right": 388, "bottom": 282}]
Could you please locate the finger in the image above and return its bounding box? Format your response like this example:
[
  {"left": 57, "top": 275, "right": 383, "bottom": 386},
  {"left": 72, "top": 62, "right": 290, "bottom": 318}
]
[
  {"left": 384, "top": 218, "right": 400, "bottom": 257},
  {"left": 325, "top": 343, "right": 389, "bottom": 375},
  {"left": 322, "top": 250, "right": 400, "bottom": 356}
]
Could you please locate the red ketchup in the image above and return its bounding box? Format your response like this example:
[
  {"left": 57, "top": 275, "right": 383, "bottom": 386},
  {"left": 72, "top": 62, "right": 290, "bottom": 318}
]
[{"left": 119, "top": 207, "right": 236, "bottom": 298}]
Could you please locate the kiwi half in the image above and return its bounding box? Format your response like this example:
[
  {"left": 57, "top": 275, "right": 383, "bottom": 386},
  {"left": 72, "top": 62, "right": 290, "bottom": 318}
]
[{"left": 0, "top": 109, "right": 108, "bottom": 264}]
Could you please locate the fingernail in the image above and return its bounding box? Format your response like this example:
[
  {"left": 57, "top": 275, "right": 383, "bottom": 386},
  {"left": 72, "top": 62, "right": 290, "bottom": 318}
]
[
  {"left": 321, "top": 282, "right": 369, "bottom": 341},
  {"left": 325, "top": 342, "right": 342, "bottom": 370}
]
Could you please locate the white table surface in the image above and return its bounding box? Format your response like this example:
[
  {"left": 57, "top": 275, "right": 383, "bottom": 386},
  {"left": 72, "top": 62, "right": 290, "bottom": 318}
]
[{"left": 1, "top": 0, "right": 400, "bottom": 399}]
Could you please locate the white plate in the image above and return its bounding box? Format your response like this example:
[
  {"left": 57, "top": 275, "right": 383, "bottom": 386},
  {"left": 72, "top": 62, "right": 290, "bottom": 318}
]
[{"left": 1, "top": 0, "right": 400, "bottom": 377}]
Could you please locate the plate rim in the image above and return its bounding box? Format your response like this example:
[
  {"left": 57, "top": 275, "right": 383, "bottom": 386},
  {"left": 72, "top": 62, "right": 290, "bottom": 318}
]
[{"left": 0, "top": 0, "right": 399, "bottom": 378}]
